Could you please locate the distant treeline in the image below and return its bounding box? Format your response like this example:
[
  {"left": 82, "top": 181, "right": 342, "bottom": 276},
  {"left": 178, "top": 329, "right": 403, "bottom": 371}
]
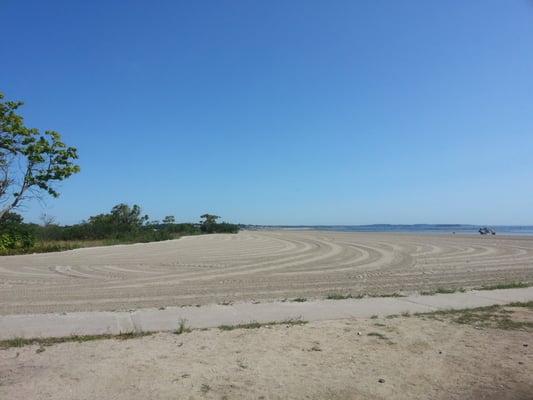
[{"left": 0, "top": 204, "right": 239, "bottom": 254}]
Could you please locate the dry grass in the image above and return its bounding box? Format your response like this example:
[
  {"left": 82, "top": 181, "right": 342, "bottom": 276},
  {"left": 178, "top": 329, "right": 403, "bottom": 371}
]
[
  {"left": 0, "top": 331, "right": 152, "bottom": 350},
  {"left": 476, "top": 282, "right": 531, "bottom": 291},
  {"left": 416, "top": 301, "right": 533, "bottom": 330},
  {"left": 218, "top": 318, "right": 307, "bottom": 331}
]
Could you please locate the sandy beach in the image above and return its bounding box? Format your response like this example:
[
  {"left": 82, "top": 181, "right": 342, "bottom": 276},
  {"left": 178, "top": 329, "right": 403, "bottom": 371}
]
[{"left": 0, "top": 230, "right": 532, "bottom": 315}]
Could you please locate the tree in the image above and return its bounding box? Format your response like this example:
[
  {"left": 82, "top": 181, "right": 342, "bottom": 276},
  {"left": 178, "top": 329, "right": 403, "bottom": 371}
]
[
  {"left": 163, "top": 215, "right": 175, "bottom": 224},
  {"left": 0, "top": 92, "right": 80, "bottom": 222},
  {"left": 200, "top": 213, "right": 220, "bottom": 233},
  {"left": 85, "top": 203, "right": 149, "bottom": 238},
  {"left": 109, "top": 203, "right": 148, "bottom": 227}
]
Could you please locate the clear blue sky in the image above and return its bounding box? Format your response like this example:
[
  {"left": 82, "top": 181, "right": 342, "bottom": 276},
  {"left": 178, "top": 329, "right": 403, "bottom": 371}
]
[{"left": 2, "top": 1, "right": 533, "bottom": 225}]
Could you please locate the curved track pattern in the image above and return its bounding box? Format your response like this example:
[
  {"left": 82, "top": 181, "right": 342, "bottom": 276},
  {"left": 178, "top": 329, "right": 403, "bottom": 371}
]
[{"left": 1, "top": 231, "right": 533, "bottom": 314}]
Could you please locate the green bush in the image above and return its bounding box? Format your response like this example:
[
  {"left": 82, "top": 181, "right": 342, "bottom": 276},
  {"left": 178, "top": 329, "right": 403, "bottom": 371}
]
[
  {"left": 0, "top": 212, "right": 36, "bottom": 253},
  {"left": 0, "top": 230, "right": 35, "bottom": 252}
]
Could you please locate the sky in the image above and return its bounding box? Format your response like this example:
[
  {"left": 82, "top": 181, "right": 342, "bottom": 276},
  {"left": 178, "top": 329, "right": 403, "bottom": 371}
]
[{"left": 1, "top": 0, "right": 533, "bottom": 225}]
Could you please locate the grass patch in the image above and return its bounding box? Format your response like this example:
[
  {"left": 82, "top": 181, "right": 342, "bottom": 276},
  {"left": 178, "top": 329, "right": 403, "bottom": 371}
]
[
  {"left": 415, "top": 302, "right": 533, "bottom": 331},
  {"left": 476, "top": 282, "right": 531, "bottom": 291},
  {"left": 0, "top": 331, "right": 152, "bottom": 350},
  {"left": 508, "top": 301, "right": 533, "bottom": 309},
  {"left": 0, "top": 240, "right": 105, "bottom": 255},
  {"left": 326, "top": 293, "right": 358, "bottom": 300},
  {"left": 421, "top": 287, "right": 466, "bottom": 295},
  {"left": 0, "top": 234, "right": 189, "bottom": 256},
  {"left": 326, "top": 292, "right": 403, "bottom": 300},
  {"left": 218, "top": 318, "right": 307, "bottom": 331},
  {"left": 420, "top": 282, "right": 531, "bottom": 296},
  {"left": 374, "top": 293, "right": 405, "bottom": 298}
]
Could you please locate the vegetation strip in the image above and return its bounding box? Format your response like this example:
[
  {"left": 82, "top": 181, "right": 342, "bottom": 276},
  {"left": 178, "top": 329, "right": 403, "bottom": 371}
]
[
  {"left": 414, "top": 301, "right": 533, "bottom": 330},
  {"left": 218, "top": 319, "right": 307, "bottom": 331},
  {"left": 2, "top": 302, "right": 532, "bottom": 349},
  {"left": 476, "top": 282, "right": 531, "bottom": 290},
  {"left": 0, "top": 331, "right": 153, "bottom": 350},
  {"left": 323, "top": 282, "right": 533, "bottom": 299},
  {"left": 1, "top": 209, "right": 239, "bottom": 256}
]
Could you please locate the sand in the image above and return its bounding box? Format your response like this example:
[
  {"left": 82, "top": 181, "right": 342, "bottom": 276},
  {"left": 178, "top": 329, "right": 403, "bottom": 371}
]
[
  {"left": 1, "top": 313, "right": 532, "bottom": 400},
  {"left": 1, "top": 230, "right": 533, "bottom": 315}
]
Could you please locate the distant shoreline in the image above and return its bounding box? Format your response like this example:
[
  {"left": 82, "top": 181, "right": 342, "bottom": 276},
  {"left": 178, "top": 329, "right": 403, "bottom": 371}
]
[{"left": 242, "top": 224, "right": 533, "bottom": 236}]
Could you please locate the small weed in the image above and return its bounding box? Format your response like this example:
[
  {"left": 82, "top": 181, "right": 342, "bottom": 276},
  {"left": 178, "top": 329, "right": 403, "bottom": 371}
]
[
  {"left": 326, "top": 293, "right": 364, "bottom": 300},
  {"left": 367, "top": 332, "right": 389, "bottom": 340},
  {"left": 421, "top": 287, "right": 465, "bottom": 295},
  {"left": 435, "top": 287, "right": 462, "bottom": 294},
  {"left": 309, "top": 344, "right": 322, "bottom": 352},
  {"left": 370, "top": 315, "right": 378, "bottom": 319},
  {"left": 291, "top": 297, "right": 307, "bottom": 302},
  {"left": 200, "top": 384, "right": 211, "bottom": 394},
  {"left": 375, "top": 293, "right": 405, "bottom": 298},
  {"left": 174, "top": 319, "right": 191, "bottom": 335},
  {"left": 326, "top": 293, "right": 352, "bottom": 300},
  {"left": 116, "top": 331, "right": 151, "bottom": 340},
  {"left": 219, "top": 321, "right": 262, "bottom": 330}
]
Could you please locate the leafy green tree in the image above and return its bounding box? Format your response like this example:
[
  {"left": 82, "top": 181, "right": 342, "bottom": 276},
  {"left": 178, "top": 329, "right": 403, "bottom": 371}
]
[
  {"left": 86, "top": 203, "right": 148, "bottom": 238},
  {"left": 163, "top": 215, "right": 175, "bottom": 224},
  {"left": 0, "top": 92, "right": 80, "bottom": 221},
  {"left": 109, "top": 203, "right": 148, "bottom": 227},
  {"left": 200, "top": 213, "right": 220, "bottom": 233}
]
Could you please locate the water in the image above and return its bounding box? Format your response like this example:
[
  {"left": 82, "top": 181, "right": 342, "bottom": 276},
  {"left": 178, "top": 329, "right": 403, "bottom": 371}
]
[{"left": 267, "top": 225, "right": 533, "bottom": 236}]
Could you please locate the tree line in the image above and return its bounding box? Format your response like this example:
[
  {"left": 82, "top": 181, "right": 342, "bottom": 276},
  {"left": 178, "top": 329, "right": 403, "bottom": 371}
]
[
  {"left": 0, "top": 205, "right": 239, "bottom": 254},
  {"left": 1, "top": 90, "right": 238, "bottom": 254}
]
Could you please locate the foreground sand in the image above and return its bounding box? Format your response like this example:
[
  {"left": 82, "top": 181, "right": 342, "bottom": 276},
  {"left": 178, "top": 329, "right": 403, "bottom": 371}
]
[
  {"left": 1, "top": 230, "right": 533, "bottom": 315},
  {"left": 1, "top": 311, "right": 532, "bottom": 400}
]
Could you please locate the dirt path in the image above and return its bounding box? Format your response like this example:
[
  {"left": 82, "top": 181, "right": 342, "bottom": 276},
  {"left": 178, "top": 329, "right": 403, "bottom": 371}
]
[{"left": 1, "top": 230, "right": 533, "bottom": 315}]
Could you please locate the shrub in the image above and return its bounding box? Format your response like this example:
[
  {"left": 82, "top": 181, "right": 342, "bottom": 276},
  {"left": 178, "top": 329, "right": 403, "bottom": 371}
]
[{"left": 0, "top": 213, "right": 35, "bottom": 253}]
